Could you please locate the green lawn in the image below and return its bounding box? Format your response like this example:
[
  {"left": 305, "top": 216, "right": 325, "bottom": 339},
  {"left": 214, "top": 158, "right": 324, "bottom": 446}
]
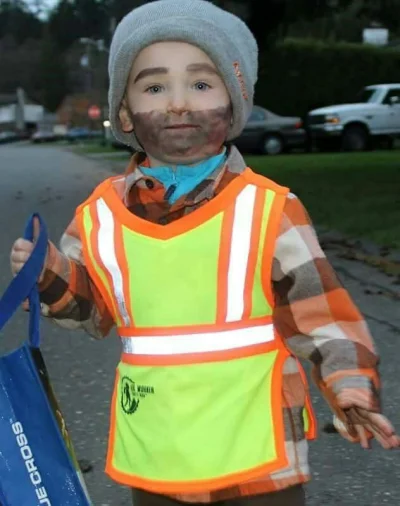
[{"left": 246, "top": 151, "right": 400, "bottom": 248}]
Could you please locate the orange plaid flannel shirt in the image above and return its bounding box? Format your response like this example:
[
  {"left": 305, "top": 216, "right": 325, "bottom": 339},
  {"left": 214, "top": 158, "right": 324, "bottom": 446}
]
[{"left": 38, "top": 146, "right": 380, "bottom": 502}]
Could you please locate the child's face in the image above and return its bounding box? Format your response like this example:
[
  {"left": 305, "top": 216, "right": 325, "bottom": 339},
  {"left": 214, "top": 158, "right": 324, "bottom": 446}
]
[{"left": 119, "top": 41, "right": 232, "bottom": 165}]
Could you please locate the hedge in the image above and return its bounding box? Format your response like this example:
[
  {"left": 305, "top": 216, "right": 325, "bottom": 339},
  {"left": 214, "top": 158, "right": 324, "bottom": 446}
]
[{"left": 255, "top": 38, "right": 400, "bottom": 119}]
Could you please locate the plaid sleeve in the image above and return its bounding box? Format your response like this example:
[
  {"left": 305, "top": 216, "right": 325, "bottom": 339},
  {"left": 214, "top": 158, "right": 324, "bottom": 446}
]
[
  {"left": 272, "top": 193, "right": 381, "bottom": 414},
  {"left": 37, "top": 217, "right": 114, "bottom": 339}
]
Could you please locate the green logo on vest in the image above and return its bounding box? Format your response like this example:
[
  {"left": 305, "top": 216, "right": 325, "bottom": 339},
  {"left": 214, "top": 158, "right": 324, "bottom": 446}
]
[{"left": 120, "top": 376, "right": 155, "bottom": 415}]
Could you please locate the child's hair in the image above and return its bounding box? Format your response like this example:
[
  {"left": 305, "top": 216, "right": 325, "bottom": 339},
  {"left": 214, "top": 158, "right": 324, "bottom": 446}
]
[{"left": 108, "top": 0, "right": 258, "bottom": 149}]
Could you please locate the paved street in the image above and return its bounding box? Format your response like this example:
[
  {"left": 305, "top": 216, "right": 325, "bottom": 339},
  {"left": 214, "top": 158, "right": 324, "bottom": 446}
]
[{"left": 0, "top": 143, "right": 399, "bottom": 506}]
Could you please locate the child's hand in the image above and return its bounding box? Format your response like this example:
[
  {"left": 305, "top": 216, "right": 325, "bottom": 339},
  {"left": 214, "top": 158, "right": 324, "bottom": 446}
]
[
  {"left": 340, "top": 406, "right": 399, "bottom": 450},
  {"left": 10, "top": 217, "right": 48, "bottom": 282},
  {"left": 336, "top": 391, "right": 400, "bottom": 450}
]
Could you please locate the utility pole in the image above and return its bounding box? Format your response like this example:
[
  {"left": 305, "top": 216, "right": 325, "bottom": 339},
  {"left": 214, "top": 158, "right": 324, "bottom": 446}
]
[
  {"left": 110, "top": 17, "right": 117, "bottom": 38},
  {"left": 79, "top": 38, "right": 110, "bottom": 142},
  {"left": 15, "top": 87, "right": 25, "bottom": 133}
]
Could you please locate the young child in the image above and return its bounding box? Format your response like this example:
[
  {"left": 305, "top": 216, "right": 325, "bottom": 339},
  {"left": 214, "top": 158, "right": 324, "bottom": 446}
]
[{"left": 10, "top": 1, "right": 399, "bottom": 505}]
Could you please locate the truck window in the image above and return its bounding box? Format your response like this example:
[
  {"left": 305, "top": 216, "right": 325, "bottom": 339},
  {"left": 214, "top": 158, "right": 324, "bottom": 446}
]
[
  {"left": 355, "top": 88, "right": 380, "bottom": 103},
  {"left": 382, "top": 89, "right": 400, "bottom": 105}
]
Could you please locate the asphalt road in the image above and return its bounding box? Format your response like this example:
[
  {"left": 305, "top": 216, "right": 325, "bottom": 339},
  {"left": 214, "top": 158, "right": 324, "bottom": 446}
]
[{"left": 0, "top": 143, "right": 399, "bottom": 506}]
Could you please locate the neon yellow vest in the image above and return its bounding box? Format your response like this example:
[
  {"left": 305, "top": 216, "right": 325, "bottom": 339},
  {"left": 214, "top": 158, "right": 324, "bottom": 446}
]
[{"left": 76, "top": 168, "right": 316, "bottom": 494}]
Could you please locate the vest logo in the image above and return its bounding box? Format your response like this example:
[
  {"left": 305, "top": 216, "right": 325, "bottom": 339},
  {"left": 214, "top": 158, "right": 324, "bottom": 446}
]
[{"left": 121, "top": 376, "right": 154, "bottom": 415}]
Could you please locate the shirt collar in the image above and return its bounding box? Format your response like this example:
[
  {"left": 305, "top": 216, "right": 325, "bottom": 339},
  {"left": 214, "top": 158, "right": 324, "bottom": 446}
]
[{"left": 123, "top": 145, "right": 245, "bottom": 207}]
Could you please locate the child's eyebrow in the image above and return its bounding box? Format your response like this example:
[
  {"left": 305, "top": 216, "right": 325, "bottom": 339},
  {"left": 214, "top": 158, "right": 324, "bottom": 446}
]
[
  {"left": 133, "top": 62, "right": 218, "bottom": 83},
  {"left": 186, "top": 63, "right": 218, "bottom": 75},
  {"left": 134, "top": 67, "right": 168, "bottom": 83}
]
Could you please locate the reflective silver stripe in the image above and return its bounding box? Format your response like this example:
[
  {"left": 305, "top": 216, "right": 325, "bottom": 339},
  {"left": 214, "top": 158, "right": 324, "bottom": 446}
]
[
  {"left": 226, "top": 185, "right": 257, "bottom": 322},
  {"left": 121, "top": 324, "right": 274, "bottom": 355},
  {"left": 96, "top": 198, "right": 130, "bottom": 326}
]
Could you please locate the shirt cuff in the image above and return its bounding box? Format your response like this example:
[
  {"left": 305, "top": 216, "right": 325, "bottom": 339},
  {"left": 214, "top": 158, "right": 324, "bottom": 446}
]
[
  {"left": 38, "top": 241, "right": 59, "bottom": 292},
  {"left": 312, "top": 367, "right": 381, "bottom": 416},
  {"left": 327, "top": 371, "right": 381, "bottom": 412}
]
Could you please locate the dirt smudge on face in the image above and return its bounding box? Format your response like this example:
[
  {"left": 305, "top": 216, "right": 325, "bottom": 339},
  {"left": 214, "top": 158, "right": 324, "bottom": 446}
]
[{"left": 132, "top": 106, "right": 232, "bottom": 163}]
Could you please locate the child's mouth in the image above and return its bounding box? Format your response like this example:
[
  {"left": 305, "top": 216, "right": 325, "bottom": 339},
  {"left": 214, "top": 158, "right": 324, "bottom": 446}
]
[{"left": 165, "top": 124, "right": 198, "bottom": 130}]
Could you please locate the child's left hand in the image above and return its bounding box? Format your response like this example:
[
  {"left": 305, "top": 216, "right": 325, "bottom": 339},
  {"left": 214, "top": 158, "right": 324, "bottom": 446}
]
[
  {"left": 340, "top": 406, "right": 399, "bottom": 449},
  {"left": 336, "top": 392, "right": 400, "bottom": 449}
]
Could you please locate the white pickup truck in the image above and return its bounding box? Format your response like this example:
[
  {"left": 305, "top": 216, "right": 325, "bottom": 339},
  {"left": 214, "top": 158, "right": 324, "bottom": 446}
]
[{"left": 307, "top": 83, "right": 400, "bottom": 151}]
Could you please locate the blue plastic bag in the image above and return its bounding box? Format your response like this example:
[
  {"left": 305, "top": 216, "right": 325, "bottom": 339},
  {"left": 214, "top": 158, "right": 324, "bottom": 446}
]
[{"left": 0, "top": 214, "right": 92, "bottom": 506}]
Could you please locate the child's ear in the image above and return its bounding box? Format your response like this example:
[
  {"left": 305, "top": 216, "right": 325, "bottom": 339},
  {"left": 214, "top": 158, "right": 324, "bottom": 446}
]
[{"left": 119, "top": 99, "right": 134, "bottom": 133}]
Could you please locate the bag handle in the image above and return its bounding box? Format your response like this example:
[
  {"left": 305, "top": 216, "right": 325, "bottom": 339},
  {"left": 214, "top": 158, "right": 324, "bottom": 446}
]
[{"left": 0, "top": 213, "right": 48, "bottom": 347}]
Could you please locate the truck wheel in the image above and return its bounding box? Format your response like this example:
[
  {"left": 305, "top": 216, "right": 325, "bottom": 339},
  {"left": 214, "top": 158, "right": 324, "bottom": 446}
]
[
  {"left": 262, "top": 134, "right": 284, "bottom": 155},
  {"left": 342, "top": 125, "right": 369, "bottom": 151}
]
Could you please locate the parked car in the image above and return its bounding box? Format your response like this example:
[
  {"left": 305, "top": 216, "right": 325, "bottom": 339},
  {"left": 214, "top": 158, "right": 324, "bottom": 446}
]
[
  {"left": 233, "top": 105, "right": 307, "bottom": 155},
  {"left": 0, "top": 131, "right": 19, "bottom": 144},
  {"left": 31, "top": 130, "right": 57, "bottom": 143},
  {"left": 307, "top": 83, "right": 400, "bottom": 151},
  {"left": 66, "top": 127, "right": 102, "bottom": 142},
  {"left": 66, "top": 127, "right": 92, "bottom": 142}
]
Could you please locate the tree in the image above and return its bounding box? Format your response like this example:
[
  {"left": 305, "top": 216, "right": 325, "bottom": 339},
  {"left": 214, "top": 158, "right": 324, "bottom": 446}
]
[
  {"left": 0, "top": 34, "right": 41, "bottom": 94},
  {"left": 25, "top": 0, "right": 57, "bottom": 20},
  {"left": 0, "top": 0, "right": 43, "bottom": 43},
  {"left": 104, "top": 0, "right": 148, "bottom": 24},
  {"left": 35, "top": 31, "right": 69, "bottom": 111},
  {"left": 358, "top": 0, "right": 400, "bottom": 33},
  {"left": 48, "top": 0, "right": 109, "bottom": 51}
]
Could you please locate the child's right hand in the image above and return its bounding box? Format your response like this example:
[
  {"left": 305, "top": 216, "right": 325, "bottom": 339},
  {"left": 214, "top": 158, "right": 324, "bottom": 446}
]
[{"left": 10, "top": 218, "right": 48, "bottom": 282}]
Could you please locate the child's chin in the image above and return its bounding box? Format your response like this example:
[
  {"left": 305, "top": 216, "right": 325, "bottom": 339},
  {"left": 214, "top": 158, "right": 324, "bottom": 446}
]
[{"left": 160, "top": 151, "right": 209, "bottom": 166}]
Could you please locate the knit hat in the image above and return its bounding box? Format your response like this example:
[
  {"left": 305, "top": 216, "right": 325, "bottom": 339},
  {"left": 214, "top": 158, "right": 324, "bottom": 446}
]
[{"left": 108, "top": 0, "right": 258, "bottom": 150}]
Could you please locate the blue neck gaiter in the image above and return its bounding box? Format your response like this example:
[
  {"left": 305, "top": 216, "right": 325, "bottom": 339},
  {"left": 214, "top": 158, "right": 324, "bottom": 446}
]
[{"left": 140, "top": 149, "right": 227, "bottom": 204}]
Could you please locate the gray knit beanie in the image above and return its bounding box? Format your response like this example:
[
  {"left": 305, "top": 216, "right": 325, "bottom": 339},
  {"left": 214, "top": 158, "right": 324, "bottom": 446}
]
[{"left": 108, "top": 0, "right": 258, "bottom": 150}]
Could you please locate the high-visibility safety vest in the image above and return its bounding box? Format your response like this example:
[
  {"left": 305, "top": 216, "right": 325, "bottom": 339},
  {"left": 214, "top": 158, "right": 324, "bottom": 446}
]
[{"left": 76, "top": 167, "right": 316, "bottom": 494}]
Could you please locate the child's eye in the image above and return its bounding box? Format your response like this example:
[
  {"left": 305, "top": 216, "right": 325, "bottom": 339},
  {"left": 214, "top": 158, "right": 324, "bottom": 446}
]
[
  {"left": 145, "top": 85, "right": 163, "bottom": 94},
  {"left": 194, "top": 82, "right": 211, "bottom": 91}
]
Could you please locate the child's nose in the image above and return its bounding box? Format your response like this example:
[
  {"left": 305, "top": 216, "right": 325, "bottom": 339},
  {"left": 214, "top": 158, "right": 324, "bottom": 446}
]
[{"left": 167, "top": 90, "right": 189, "bottom": 115}]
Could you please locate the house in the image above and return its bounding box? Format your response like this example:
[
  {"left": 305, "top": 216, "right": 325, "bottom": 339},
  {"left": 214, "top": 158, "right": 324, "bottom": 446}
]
[
  {"left": 0, "top": 88, "right": 45, "bottom": 134},
  {"left": 56, "top": 92, "right": 107, "bottom": 129}
]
